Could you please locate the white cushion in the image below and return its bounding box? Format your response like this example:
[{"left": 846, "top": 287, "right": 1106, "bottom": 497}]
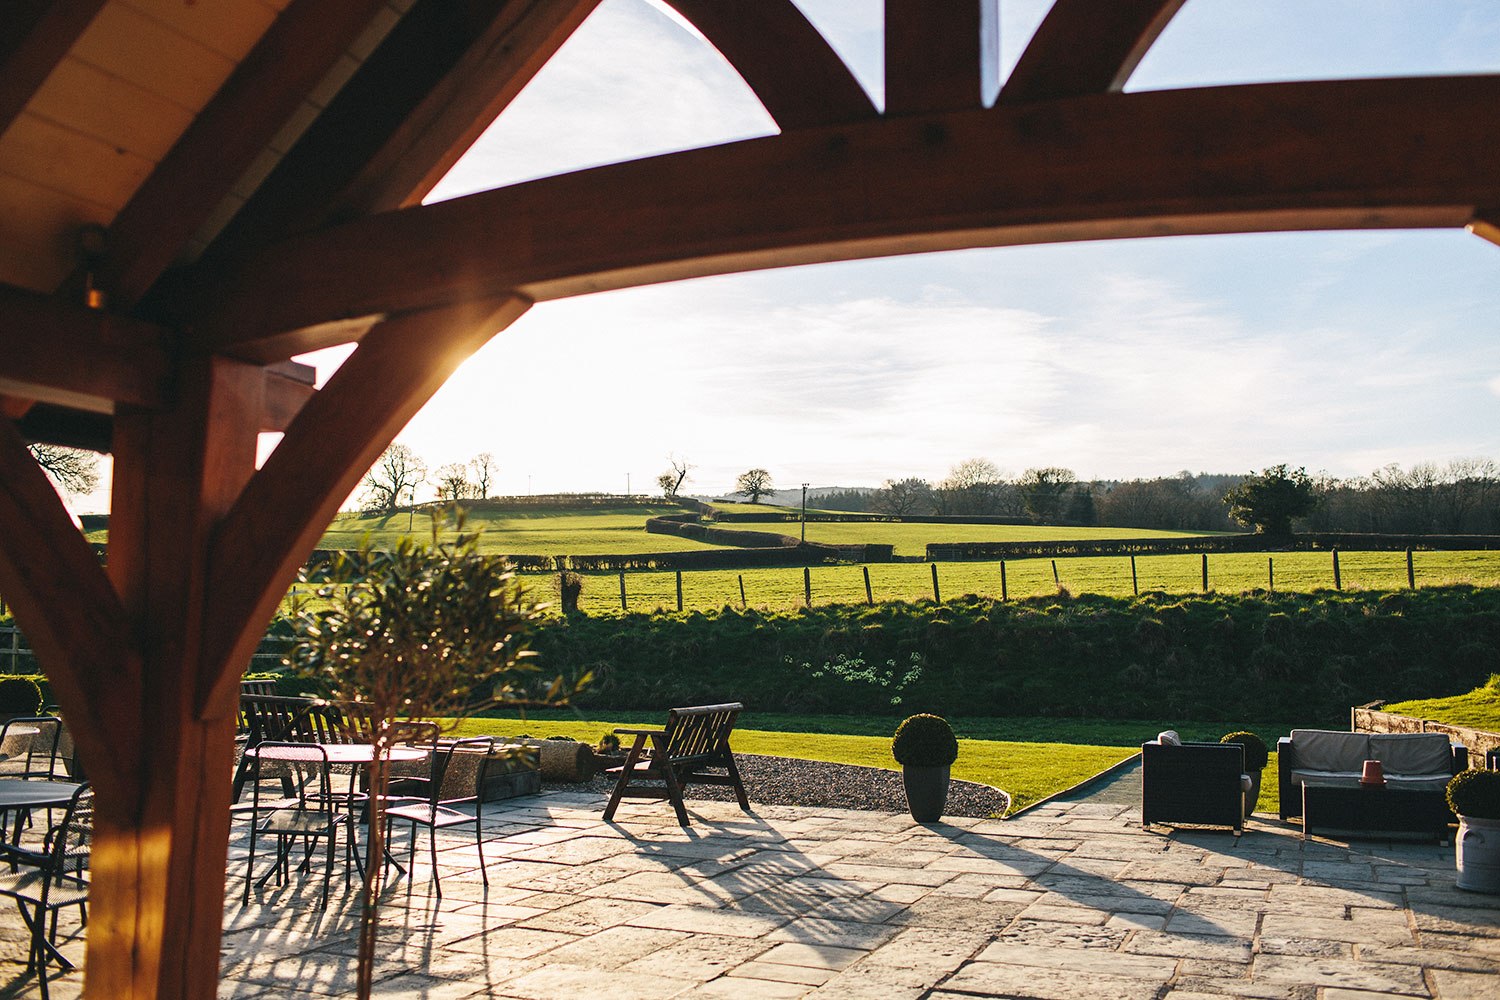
[
  {"left": 1290, "top": 730, "right": 1370, "bottom": 772},
  {"left": 1369, "top": 733, "right": 1452, "bottom": 775},
  {"left": 1292, "top": 769, "right": 1364, "bottom": 789},
  {"left": 1157, "top": 730, "right": 1181, "bottom": 746},
  {"left": 1383, "top": 773, "right": 1452, "bottom": 792}
]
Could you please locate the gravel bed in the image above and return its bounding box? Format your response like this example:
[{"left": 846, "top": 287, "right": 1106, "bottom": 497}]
[{"left": 552, "top": 753, "right": 1011, "bottom": 819}]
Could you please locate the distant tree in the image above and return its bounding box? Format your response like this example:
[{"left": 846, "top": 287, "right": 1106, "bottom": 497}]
[
  {"left": 434, "top": 463, "right": 471, "bottom": 502},
  {"left": 817, "top": 488, "right": 873, "bottom": 513},
  {"left": 937, "top": 458, "right": 1004, "bottom": 515},
  {"left": 873, "top": 477, "right": 934, "bottom": 515},
  {"left": 735, "top": 468, "right": 774, "bottom": 504},
  {"left": 469, "top": 452, "right": 496, "bottom": 499},
  {"left": 1064, "top": 482, "right": 1096, "bottom": 525},
  {"left": 1017, "top": 467, "right": 1077, "bottom": 522},
  {"left": 657, "top": 455, "right": 694, "bottom": 499},
  {"left": 1222, "top": 464, "right": 1318, "bottom": 540},
  {"left": 27, "top": 444, "right": 99, "bottom": 496},
  {"left": 361, "top": 444, "right": 426, "bottom": 513}
]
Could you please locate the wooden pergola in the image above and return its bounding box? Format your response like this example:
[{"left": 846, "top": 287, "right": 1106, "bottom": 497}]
[{"left": 1, "top": 1, "right": 1497, "bottom": 996}]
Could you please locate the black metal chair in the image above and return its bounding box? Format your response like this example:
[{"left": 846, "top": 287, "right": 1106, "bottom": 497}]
[
  {"left": 243, "top": 742, "right": 359, "bottom": 910},
  {"left": 1141, "top": 739, "right": 1246, "bottom": 835},
  {"left": 0, "top": 715, "right": 63, "bottom": 780},
  {"left": 383, "top": 736, "right": 503, "bottom": 897},
  {"left": 0, "top": 782, "right": 91, "bottom": 1000}
]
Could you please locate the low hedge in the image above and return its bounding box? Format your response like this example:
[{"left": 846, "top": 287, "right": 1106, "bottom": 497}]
[{"left": 928, "top": 532, "right": 1500, "bottom": 561}]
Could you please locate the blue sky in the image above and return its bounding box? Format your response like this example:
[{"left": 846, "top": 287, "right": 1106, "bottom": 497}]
[{"left": 300, "top": 1, "right": 1500, "bottom": 502}]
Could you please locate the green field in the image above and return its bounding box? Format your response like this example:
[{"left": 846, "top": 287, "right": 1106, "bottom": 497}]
[
  {"left": 728, "top": 520, "right": 1223, "bottom": 557},
  {"left": 519, "top": 548, "right": 1500, "bottom": 614},
  {"left": 318, "top": 505, "right": 717, "bottom": 555},
  {"left": 1384, "top": 674, "right": 1500, "bottom": 731}
]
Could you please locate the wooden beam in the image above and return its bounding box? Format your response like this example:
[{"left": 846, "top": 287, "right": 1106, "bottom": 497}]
[
  {"left": 13, "top": 403, "right": 112, "bottom": 452},
  {"left": 195, "top": 76, "right": 1500, "bottom": 350},
  {"left": 0, "top": 283, "right": 173, "bottom": 411},
  {"left": 196, "top": 295, "right": 531, "bottom": 718},
  {"left": 195, "top": 0, "right": 598, "bottom": 275},
  {"left": 1001, "top": 0, "right": 1187, "bottom": 102},
  {"left": 0, "top": 418, "right": 134, "bottom": 796},
  {"left": 884, "top": 0, "right": 997, "bottom": 114},
  {"left": 0, "top": 0, "right": 109, "bottom": 136},
  {"left": 101, "top": 0, "right": 394, "bottom": 308},
  {"left": 666, "top": 0, "right": 876, "bottom": 129},
  {"left": 261, "top": 362, "right": 317, "bottom": 432}
]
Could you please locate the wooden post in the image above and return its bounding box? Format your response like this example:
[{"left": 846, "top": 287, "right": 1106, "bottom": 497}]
[
  {"left": 1130, "top": 555, "right": 1138, "bottom": 596},
  {"left": 1407, "top": 547, "right": 1415, "bottom": 590},
  {"left": 1201, "top": 553, "right": 1209, "bottom": 592},
  {"left": 738, "top": 574, "right": 747, "bottom": 609},
  {"left": 1000, "top": 559, "right": 1007, "bottom": 601},
  {"left": 1051, "top": 559, "right": 1060, "bottom": 588},
  {"left": 1332, "top": 548, "right": 1341, "bottom": 590},
  {"left": 804, "top": 566, "right": 812, "bottom": 607},
  {"left": 1268, "top": 556, "right": 1274, "bottom": 592},
  {"left": 931, "top": 563, "right": 941, "bottom": 603},
  {"left": 619, "top": 570, "right": 627, "bottom": 610},
  {"left": 862, "top": 566, "right": 873, "bottom": 605},
  {"left": 676, "top": 570, "right": 684, "bottom": 612}
]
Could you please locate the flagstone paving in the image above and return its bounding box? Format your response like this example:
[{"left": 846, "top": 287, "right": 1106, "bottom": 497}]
[{"left": 1, "top": 791, "right": 1497, "bottom": 998}]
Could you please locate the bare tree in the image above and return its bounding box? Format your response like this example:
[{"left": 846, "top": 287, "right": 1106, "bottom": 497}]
[
  {"left": 469, "top": 452, "right": 496, "bottom": 499},
  {"left": 657, "top": 455, "right": 694, "bottom": 499},
  {"left": 361, "top": 444, "right": 427, "bottom": 513},
  {"left": 434, "top": 463, "right": 471, "bottom": 502},
  {"left": 735, "top": 468, "right": 774, "bottom": 504},
  {"left": 27, "top": 444, "right": 100, "bottom": 496},
  {"left": 873, "top": 477, "right": 934, "bottom": 515},
  {"left": 936, "top": 458, "right": 1005, "bottom": 515}
]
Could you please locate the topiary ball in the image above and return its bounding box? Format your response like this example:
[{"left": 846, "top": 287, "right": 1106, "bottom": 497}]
[
  {"left": 0, "top": 676, "right": 42, "bottom": 716},
  {"left": 892, "top": 714, "right": 958, "bottom": 767},
  {"left": 1448, "top": 768, "right": 1500, "bottom": 820},
  {"left": 1220, "top": 731, "right": 1269, "bottom": 771}
]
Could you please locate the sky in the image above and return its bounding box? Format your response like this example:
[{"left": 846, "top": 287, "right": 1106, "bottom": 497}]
[{"left": 74, "top": 1, "right": 1500, "bottom": 509}]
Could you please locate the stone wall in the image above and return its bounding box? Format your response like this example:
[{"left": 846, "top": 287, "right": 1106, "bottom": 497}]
[{"left": 1352, "top": 707, "right": 1499, "bottom": 767}]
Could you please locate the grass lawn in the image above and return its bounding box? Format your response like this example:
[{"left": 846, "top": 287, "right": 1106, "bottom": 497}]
[
  {"left": 1383, "top": 674, "right": 1500, "bottom": 731},
  {"left": 446, "top": 710, "right": 1302, "bottom": 815},
  {"left": 725, "top": 520, "right": 1222, "bottom": 558},
  {"left": 319, "top": 505, "right": 717, "bottom": 555}
]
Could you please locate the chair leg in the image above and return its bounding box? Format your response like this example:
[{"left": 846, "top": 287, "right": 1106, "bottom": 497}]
[
  {"left": 475, "top": 812, "right": 488, "bottom": 888},
  {"left": 429, "top": 822, "right": 442, "bottom": 898},
  {"left": 724, "top": 753, "right": 751, "bottom": 811},
  {"left": 661, "top": 764, "right": 691, "bottom": 826}
]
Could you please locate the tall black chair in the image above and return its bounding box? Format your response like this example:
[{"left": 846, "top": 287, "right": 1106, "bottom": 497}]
[
  {"left": 1141, "top": 739, "right": 1246, "bottom": 835},
  {"left": 383, "top": 736, "right": 502, "bottom": 897},
  {"left": 0, "top": 782, "right": 91, "bottom": 1000},
  {"left": 243, "top": 743, "right": 358, "bottom": 910}
]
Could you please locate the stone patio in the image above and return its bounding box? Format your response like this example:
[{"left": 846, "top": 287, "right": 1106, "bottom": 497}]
[{"left": 2, "top": 791, "right": 1498, "bottom": 999}]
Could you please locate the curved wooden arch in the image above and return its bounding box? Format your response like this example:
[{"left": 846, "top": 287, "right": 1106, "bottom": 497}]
[{"left": 199, "top": 74, "right": 1500, "bottom": 359}]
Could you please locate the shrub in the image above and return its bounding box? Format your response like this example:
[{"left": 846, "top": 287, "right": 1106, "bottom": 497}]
[
  {"left": 1447, "top": 768, "right": 1500, "bottom": 820},
  {"left": 892, "top": 714, "right": 958, "bottom": 767},
  {"left": 597, "top": 733, "right": 621, "bottom": 754},
  {"left": 1220, "top": 731, "right": 1269, "bottom": 770},
  {"left": 0, "top": 676, "right": 42, "bottom": 716}
]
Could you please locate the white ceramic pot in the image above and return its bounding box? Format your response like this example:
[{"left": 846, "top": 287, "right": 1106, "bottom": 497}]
[{"left": 1456, "top": 815, "right": 1500, "bottom": 894}]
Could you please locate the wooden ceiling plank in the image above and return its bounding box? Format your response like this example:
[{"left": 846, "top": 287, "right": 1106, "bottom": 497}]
[
  {"left": 665, "top": 0, "right": 876, "bottom": 129},
  {"left": 884, "top": 0, "right": 996, "bottom": 115},
  {"left": 1001, "top": 0, "right": 1187, "bottom": 102},
  {"left": 195, "top": 75, "right": 1500, "bottom": 354},
  {"left": 0, "top": 283, "right": 172, "bottom": 410},
  {"left": 196, "top": 0, "right": 599, "bottom": 270},
  {"left": 0, "top": 0, "right": 109, "bottom": 135},
  {"left": 102, "top": 0, "right": 394, "bottom": 308},
  {"left": 196, "top": 294, "right": 531, "bottom": 716},
  {"left": 0, "top": 416, "right": 134, "bottom": 793}
]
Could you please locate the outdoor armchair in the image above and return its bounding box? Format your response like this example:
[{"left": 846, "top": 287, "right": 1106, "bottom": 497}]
[{"left": 1141, "top": 738, "right": 1247, "bottom": 834}]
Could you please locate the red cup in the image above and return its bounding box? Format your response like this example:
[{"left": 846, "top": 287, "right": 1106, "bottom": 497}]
[{"left": 1360, "top": 759, "right": 1385, "bottom": 786}]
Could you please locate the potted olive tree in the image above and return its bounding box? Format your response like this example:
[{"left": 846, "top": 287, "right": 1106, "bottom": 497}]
[
  {"left": 1447, "top": 768, "right": 1500, "bottom": 893},
  {"left": 288, "top": 512, "right": 589, "bottom": 999},
  {"left": 1220, "top": 731, "right": 1269, "bottom": 817},
  {"left": 892, "top": 714, "right": 958, "bottom": 822}
]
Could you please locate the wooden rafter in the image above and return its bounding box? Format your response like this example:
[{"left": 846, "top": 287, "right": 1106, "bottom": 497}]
[
  {"left": 193, "top": 0, "right": 599, "bottom": 274},
  {"left": 0, "top": 417, "right": 134, "bottom": 797},
  {"left": 101, "top": 0, "right": 393, "bottom": 309},
  {"left": 0, "top": 283, "right": 172, "bottom": 412},
  {"left": 667, "top": 0, "right": 876, "bottom": 128},
  {"left": 0, "top": 0, "right": 108, "bottom": 135},
  {"left": 1001, "top": 0, "right": 1187, "bottom": 102},
  {"left": 195, "top": 295, "right": 532, "bottom": 717},
  {"left": 884, "top": 0, "right": 997, "bottom": 114},
  {"left": 196, "top": 75, "right": 1500, "bottom": 354}
]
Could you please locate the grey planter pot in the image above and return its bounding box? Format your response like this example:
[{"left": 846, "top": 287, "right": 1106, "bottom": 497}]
[
  {"left": 902, "top": 764, "right": 950, "bottom": 823},
  {"left": 1244, "top": 770, "right": 1263, "bottom": 818},
  {"left": 1457, "top": 815, "right": 1500, "bottom": 893}
]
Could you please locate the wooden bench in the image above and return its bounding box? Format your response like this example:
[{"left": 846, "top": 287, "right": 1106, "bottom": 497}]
[{"left": 602, "top": 703, "right": 750, "bottom": 826}]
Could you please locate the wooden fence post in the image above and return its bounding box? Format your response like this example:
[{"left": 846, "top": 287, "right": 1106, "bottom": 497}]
[
  {"left": 1130, "top": 555, "right": 1138, "bottom": 596},
  {"left": 1000, "top": 560, "right": 1007, "bottom": 601},
  {"left": 676, "top": 570, "right": 683, "bottom": 612},
  {"left": 1268, "top": 556, "right": 1274, "bottom": 592},
  {"left": 862, "top": 566, "right": 873, "bottom": 605},
  {"left": 619, "top": 571, "right": 627, "bottom": 611},
  {"left": 931, "top": 564, "right": 941, "bottom": 603},
  {"left": 804, "top": 566, "right": 812, "bottom": 608},
  {"left": 738, "top": 574, "right": 747, "bottom": 609},
  {"left": 1332, "top": 548, "right": 1341, "bottom": 591},
  {"left": 1051, "top": 560, "right": 1060, "bottom": 589},
  {"left": 1201, "top": 553, "right": 1209, "bottom": 592},
  {"left": 1406, "top": 547, "right": 1415, "bottom": 590}
]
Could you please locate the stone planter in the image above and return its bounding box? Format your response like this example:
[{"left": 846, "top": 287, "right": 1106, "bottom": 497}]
[
  {"left": 902, "top": 764, "right": 950, "bottom": 823},
  {"left": 1456, "top": 815, "right": 1500, "bottom": 893},
  {"left": 1244, "top": 769, "right": 1263, "bottom": 818}
]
